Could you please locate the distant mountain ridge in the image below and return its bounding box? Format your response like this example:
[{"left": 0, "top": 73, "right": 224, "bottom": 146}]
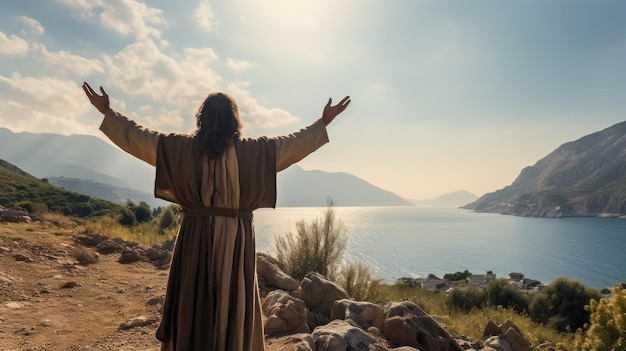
[
  {"left": 410, "top": 190, "right": 478, "bottom": 208},
  {"left": 463, "top": 120, "right": 626, "bottom": 217},
  {"left": 1, "top": 128, "right": 411, "bottom": 207}
]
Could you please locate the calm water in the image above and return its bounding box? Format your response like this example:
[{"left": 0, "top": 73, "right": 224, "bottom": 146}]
[{"left": 253, "top": 206, "right": 626, "bottom": 290}]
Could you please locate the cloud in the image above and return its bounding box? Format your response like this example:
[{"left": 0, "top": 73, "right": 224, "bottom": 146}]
[
  {"left": 0, "top": 74, "right": 94, "bottom": 134},
  {"left": 59, "top": 0, "right": 167, "bottom": 44},
  {"left": 0, "top": 32, "right": 29, "bottom": 56},
  {"left": 225, "top": 58, "right": 255, "bottom": 73},
  {"left": 38, "top": 45, "right": 104, "bottom": 76},
  {"left": 194, "top": 0, "right": 218, "bottom": 32},
  {"left": 17, "top": 16, "right": 45, "bottom": 35}
]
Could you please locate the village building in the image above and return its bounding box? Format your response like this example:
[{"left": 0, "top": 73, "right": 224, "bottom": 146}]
[{"left": 468, "top": 272, "right": 497, "bottom": 287}]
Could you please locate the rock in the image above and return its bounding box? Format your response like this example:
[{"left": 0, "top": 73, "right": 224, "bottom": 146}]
[
  {"left": 118, "top": 316, "right": 155, "bottom": 330},
  {"left": 5, "top": 302, "right": 23, "bottom": 309},
  {"left": 74, "top": 233, "right": 108, "bottom": 247},
  {"left": 262, "top": 290, "right": 309, "bottom": 336},
  {"left": 312, "top": 319, "right": 383, "bottom": 351},
  {"left": 502, "top": 327, "right": 532, "bottom": 351},
  {"left": 0, "top": 246, "right": 10, "bottom": 254},
  {"left": 257, "top": 253, "right": 300, "bottom": 293},
  {"left": 299, "top": 272, "right": 350, "bottom": 330},
  {"left": 118, "top": 249, "right": 144, "bottom": 264},
  {"left": 482, "top": 320, "right": 531, "bottom": 351},
  {"left": 382, "top": 301, "right": 463, "bottom": 351},
  {"left": 60, "top": 281, "right": 81, "bottom": 289},
  {"left": 267, "top": 333, "right": 315, "bottom": 351},
  {"left": 95, "top": 239, "right": 124, "bottom": 255},
  {"left": 331, "top": 299, "right": 385, "bottom": 331},
  {"left": 0, "top": 207, "right": 31, "bottom": 223},
  {"left": 485, "top": 336, "right": 513, "bottom": 351},
  {"left": 13, "top": 253, "right": 33, "bottom": 262},
  {"left": 146, "top": 295, "right": 165, "bottom": 306}
]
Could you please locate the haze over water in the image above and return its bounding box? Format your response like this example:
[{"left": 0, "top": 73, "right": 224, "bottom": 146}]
[{"left": 254, "top": 206, "right": 626, "bottom": 290}]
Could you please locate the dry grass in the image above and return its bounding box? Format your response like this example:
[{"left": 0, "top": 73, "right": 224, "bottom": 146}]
[
  {"left": 371, "top": 284, "right": 575, "bottom": 350},
  {"left": 82, "top": 215, "right": 178, "bottom": 246}
]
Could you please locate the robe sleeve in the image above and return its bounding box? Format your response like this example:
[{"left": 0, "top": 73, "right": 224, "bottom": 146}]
[
  {"left": 274, "top": 118, "right": 329, "bottom": 172},
  {"left": 98, "top": 108, "right": 160, "bottom": 166}
]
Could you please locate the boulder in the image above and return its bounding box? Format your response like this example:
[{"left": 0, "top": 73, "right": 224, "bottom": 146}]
[
  {"left": 266, "top": 333, "right": 315, "bottom": 351},
  {"left": 0, "top": 207, "right": 31, "bottom": 223},
  {"left": 382, "top": 301, "right": 463, "bottom": 351},
  {"left": 299, "top": 272, "right": 350, "bottom": 329},
  {"left": 74, "top": 233, "right": 108, "bottom": 247},
  {"left": 257, "top": 253, "right": 300, "bottom": 294},
  {"left": 331, "top": 299, "right": 385, "bottom": 330},
  {"left": 262, "top": 290, "right": 309, "bottom": 336},
  {"left": 483, "top": 320, "right": 531, "bottom": 351},
  {"left": 312, "top": 319, "right": 384, "bottom": 351}
]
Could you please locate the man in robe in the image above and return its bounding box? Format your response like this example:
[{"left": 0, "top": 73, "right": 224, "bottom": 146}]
[{"left": 82, "top": 82, "right": 350, "bottom": 350}]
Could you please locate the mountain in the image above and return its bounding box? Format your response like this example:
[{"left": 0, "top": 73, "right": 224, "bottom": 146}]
[
  {"left": 1, "top": 128, "right": 410, "bottom": 207},
  {"left": 463, "top": 120, "right": 626, "bottom": 218},
  {"left": 0, "top": 159, "right": 121, "bottom": 217},
  {"left": 410, "top": 190, "right": 479, "bottom": 208},
  {"left": 0, "top": 127, "right": 154, "bottom": 192},
  {"left": 276, "top": 165, "right": 412, "bottom": 207},
  {"left": 46, "top": 176, "right": 167, "bottom": 209}
]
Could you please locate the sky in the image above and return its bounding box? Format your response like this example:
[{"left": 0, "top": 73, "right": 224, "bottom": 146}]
[{"left": 1, "top": 1, "right": 626, "bottom": 201}]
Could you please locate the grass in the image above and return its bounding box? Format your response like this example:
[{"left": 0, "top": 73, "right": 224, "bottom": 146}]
[
  {"left": 371, "top": 284, "right": 575, "bottom": 350},
  {"left": 82, "top": 215, "right": 178, "bottom": 246}
]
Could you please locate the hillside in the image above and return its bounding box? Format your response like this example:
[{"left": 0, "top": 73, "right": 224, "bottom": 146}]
[
  {"left": 463, "top": 120, "right": 626, "bottom": 217},
  {"left": 1, "top": 128, "right": 411, "bottom": 207},
  {"left": 47, "top": 177, "right": 167, "bottom": 209},
  {"left": 0, "top": 159, "right": 121, "bottom": 218}
]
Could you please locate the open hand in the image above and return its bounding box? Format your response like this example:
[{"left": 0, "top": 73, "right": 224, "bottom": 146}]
[
  {"left": 322, "top": 96, "right": 351, "bottom": 126},
  {"left": 82, "top": 82, "right": 110, "bottom": 114}
]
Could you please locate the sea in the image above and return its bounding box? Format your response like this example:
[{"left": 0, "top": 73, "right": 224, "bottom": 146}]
[{"left": 252, "top": 206, "right": 626, "bottom": 290}]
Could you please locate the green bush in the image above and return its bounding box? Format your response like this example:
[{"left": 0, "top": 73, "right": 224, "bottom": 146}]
[
  {"left": 274, "top": 200, "right": 347, "bottom": 281},
  {"left": 158, "top": 205, "right": 179, "bottom": 233},
  {"left": 338, "top": 262, "right": 382, "bottom": 301},
  {"left": 574, "top": 285, "right": 626, "bottom": 350},
  {"left": 529, "top": 277, "right": 601, "bottom": 332},
  {"left": 485, "top": 278, "right": 530, "bottom": 313},
  {"left": 448, "top": 287, "right": 487, "bottom": 312}
]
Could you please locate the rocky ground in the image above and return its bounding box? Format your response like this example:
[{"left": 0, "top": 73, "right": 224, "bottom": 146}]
[
  {"left": 0, "top": 218, "right": 165, "bottom": 351},
  {"left": 0, "top": 211, "right": 538, "bottom": 351}
]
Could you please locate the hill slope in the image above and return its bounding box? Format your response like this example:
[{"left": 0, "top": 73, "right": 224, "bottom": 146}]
[
  {"left": 0, "top": 159, "right": 121, "bottom": 217},
  {"left": 463, "top": 120, "right": 626, "bottom": 217}
]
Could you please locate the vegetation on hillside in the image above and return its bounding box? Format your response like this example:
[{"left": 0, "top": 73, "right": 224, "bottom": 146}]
[{"left": 0, "top": 159, "right": 121, "bottom": 217}]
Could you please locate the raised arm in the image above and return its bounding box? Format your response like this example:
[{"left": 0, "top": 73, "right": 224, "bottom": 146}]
[
  {"left": 275, "top": 96, "right": 350, "bottom": 172},
  {"left": 82, "top": 82, "right": 160, "bottom": 166}
]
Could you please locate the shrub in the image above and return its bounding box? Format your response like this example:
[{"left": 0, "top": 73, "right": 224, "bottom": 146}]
[
  {"left": 448, "top": 287, "right": 487, "bottom": 312},
  {"left": 485, "top": 278, "right": 530, "bottom": 313},
  {"left": 529, "top": 277, "right": 601, "bottom": 332},
  {"left": 574, "top": 285, "right": 626, "bottom": 350},
  {"left": 158, "top": 205, "right": 179, "bottom": 233},
  {"left": 274, "top": 200, "right": 347, "bottom": 281},
  {"left": 133, "top": 201, "right": 152, "bottom": 223},
  {"left": 15, "top": 200, "right": 47, "bottom": 214},
  {"left": 338, "top": 262, "right": 382, "bottom": 301},
  {"left": 444, "top": 270, "right": 472, "bottom": 281},
  {"left": 119, "top": 207, "right": 137, "bottom": 226}
]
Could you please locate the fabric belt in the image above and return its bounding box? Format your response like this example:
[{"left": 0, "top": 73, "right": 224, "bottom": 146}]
[{"left": 182, "top": 207, "right": 253, "bottom": 221}]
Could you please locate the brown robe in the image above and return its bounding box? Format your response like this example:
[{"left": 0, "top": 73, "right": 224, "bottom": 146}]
[{"left": 99, "top": 108, "right": 329, "bottom": 351}]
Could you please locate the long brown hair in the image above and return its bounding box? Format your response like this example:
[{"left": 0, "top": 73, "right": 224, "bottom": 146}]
[{"left": 194, "top": 92, "right": 242, "bottom": 158}]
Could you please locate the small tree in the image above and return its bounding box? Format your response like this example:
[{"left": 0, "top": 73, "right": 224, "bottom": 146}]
[
  {"left": 575, "top": 286, "right": 626, "bottom": 350},
  {"left": 274, "top": 199, "right": 347, "bottom": 281},
  {"left": 485, "top": 278, "right": 530, "bottom": 313},
  {"left": 529, "top": 277, "right": 601, "bottom": 332},
  {"left": 158, "top": 205, "right": 179, "bottom": 233}
]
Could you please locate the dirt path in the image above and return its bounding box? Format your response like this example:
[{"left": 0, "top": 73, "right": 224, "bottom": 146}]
[{"left": 0, "top": 219, "right": 165, "bottom": 351}]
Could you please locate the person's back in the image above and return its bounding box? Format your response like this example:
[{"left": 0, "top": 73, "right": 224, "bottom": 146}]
[{"left": 82, "top": 82, "right": 350, "bottom": 350}]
